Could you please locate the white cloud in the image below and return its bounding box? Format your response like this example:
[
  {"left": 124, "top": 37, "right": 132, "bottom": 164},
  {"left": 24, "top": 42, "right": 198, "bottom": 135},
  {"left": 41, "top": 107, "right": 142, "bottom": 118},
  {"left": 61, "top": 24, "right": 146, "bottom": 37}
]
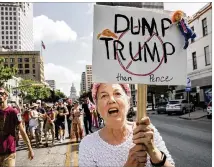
[
  {"left": 44, "top": 63, "right": 81, "bottom": 96},
  {"left": 76, "top": 60, "right": 91, "bottom": 65},
  {"left": 33, "top": 15, "right": 77, "bottom": 45},
  {"left": 164, "top": 3, "right": 208, "bottom": 16},
  {"left": 81, "top": 42, "right": 88, "bottom": 48}
]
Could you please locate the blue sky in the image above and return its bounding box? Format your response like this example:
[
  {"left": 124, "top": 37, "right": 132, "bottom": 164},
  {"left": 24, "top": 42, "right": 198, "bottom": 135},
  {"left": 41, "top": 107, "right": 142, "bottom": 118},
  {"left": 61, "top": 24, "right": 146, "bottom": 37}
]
[{"left": 33, "top": 2, "right": 207, "bottom": 96}]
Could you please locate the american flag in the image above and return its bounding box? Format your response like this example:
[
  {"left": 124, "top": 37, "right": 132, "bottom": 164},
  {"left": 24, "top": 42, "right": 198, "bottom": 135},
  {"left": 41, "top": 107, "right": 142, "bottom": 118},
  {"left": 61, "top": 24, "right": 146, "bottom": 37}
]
[{"left": 41, "top": 41, "right": 46, "bottom": 50}]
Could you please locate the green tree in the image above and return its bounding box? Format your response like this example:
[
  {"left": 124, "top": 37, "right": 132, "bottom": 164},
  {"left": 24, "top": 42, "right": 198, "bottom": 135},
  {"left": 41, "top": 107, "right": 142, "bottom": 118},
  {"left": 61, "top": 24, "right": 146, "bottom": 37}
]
[
  {"left": 79, "top": 90, "right": 93, "bottom": 103},
  {"left": 19, "top": 79, "right": 51, "bottom": 102},
  {"left": 0, "top": 58, "right": 17, "bottom": 87},
  {"left": 54, "top": 89, "right": 66, "bottom": 101}
]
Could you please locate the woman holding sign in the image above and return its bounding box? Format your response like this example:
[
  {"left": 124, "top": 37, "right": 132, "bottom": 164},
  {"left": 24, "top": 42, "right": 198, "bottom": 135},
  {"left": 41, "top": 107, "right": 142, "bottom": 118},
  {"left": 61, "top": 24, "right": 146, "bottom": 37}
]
[{"left": 79, "top": 83, "right": 175, "bottom": 167}]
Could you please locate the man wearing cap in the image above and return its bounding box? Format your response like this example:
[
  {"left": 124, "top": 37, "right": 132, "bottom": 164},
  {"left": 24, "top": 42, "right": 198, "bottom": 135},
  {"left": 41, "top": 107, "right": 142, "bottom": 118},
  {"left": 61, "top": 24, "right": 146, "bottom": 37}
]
[
  {"left": 56, "top": 99, "right": 68, "bottom": 143},
  {"left": 0, "top": 88, "right": 34, "bottom": 166}
]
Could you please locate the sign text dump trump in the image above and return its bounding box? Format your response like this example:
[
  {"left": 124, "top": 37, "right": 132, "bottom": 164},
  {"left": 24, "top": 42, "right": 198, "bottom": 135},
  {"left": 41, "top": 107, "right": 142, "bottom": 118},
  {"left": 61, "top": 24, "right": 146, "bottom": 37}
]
[{"left": 92, "top": 5, "right": 187, "bottom": 85}]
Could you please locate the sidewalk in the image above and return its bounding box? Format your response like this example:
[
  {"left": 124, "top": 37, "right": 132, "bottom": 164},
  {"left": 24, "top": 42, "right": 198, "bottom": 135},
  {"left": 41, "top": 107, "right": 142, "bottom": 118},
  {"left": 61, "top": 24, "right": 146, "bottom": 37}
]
[{"left": 179, "top": 109, "right": 207, "bottom": 120}]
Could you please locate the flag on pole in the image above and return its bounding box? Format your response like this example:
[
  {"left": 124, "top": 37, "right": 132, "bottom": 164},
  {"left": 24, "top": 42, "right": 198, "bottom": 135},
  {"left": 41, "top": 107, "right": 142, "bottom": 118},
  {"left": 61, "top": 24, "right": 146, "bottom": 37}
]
[{"left": 41, "top": 41, "right": 46, "bottom": 50}]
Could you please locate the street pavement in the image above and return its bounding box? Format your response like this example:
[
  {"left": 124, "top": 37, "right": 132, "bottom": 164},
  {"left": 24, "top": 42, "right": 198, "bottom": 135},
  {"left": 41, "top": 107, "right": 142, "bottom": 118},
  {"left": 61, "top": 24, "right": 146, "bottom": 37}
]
[
  {"left": 16, "top": 114, "right": 211, "bottom": 167},
  {"left": 16, "top": 119, "right": 74, "bottom": 167},
  {"left": 16, "top": 116, "right": 98, "bottom": 167},
  {"left": 16, "top": 137, "right": 73, "bottom": 167},
  {"left": 149, "top": 114, "right": 212, "bottom": 167}
]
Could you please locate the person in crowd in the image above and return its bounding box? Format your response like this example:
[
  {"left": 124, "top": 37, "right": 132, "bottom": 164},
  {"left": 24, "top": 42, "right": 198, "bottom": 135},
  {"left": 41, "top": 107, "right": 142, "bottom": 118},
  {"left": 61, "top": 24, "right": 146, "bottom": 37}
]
[
  {"left": 79, "top": 84, "right": 175, "bottom": 167},
  {"left": 0, "top": 88, "right": 34, "bottom": 166},
  {"left": 70, "top": 101, "right": 83, "bottom": 142},
  {"left": 53, "top": 102, "right": 58, "bottom": 109},
  {"left": 44, "top": 104, "right": 55, "bottom": 147},
  {"left": 81, "top": 97, "right": 93, "bottom": 135},
  {"left": 29, "top": 103, "right": 40, "bottom": 147},
  {"left": 53, "top": 102, "right": 59, "bottom": 139},
  {"left": 11, "top": 103, "right": 21, "bottom": 147},
  {"left": 91, "top": 106, "right": 99, "bottom": 128},
  {"left": 23, "top": 106, "right": 30, "bottom": 133},
  {"left": 66, "top": 99, "right": 73, "bottom": 138},
  {"left": 56, "top": 99, "right": 68, "bottom": 143},
  {"left": 97, "top": 111, "right": 105, "bottom": 127},
  {"left": 36, "top": 100, "right": 46, "bottom": 144}
]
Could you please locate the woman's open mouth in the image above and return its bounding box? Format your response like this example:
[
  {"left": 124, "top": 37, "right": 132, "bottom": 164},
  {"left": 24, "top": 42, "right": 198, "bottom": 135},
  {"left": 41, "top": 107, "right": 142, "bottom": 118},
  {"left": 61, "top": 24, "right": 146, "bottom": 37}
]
[{"left": 108, "top": 108, "right": 119, "bottom": 115}]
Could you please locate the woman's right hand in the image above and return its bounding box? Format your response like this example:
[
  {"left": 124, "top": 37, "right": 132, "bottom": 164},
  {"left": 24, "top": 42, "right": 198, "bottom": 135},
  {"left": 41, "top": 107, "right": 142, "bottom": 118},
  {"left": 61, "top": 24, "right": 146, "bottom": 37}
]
[{"left": 124, "top": 144, "right": 147, "bottom": 167}]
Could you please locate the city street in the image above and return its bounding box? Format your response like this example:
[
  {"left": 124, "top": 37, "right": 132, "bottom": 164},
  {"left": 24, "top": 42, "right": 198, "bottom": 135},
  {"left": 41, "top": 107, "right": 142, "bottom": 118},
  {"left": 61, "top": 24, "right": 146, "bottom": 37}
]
[
  {"left": 16, "top": 116, "right": 83, "bottom": 167},
  {"left": 16, "top": 117, "right": 74, "bottom": 167},
  {"left": 0, "top": 2, "right": 212, "bottom": 167},
  {"left": 150, "top": 114, "right": 212, "bottom": 167},
  {"left": 15, "top": 114, "right": 212, "bottom": 167}
]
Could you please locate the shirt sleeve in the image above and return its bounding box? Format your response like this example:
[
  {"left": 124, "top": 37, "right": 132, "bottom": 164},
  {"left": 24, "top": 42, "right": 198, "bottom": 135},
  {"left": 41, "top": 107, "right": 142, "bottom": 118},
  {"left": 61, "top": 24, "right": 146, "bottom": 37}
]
[
  {"left": 153, "top": 125, "right": 175, "bottom": 166},
  {"left": 79, "top": 138, "right": 96, "bottom": 167},
  {"left": 13, "top": 108, "right": 22, "bottom": 126}
]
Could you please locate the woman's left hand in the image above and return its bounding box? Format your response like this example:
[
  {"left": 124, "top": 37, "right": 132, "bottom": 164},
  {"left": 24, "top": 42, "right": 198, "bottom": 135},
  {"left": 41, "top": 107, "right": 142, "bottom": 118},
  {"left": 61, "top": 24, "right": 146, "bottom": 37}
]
[{"left": 132, "top": 117, "right": 156, "bottom": 156}]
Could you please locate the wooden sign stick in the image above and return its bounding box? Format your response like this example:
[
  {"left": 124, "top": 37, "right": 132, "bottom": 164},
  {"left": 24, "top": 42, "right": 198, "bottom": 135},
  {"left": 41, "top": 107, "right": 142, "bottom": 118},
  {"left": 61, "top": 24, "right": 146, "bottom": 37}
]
[
  {"left": 137, "top": 84, "right": 156, "bottom": 155},
  {"left": 137, "top": 84, "right": 149, "bottom": 167},
  {"left": 137, "top": 84, "right": 147, "bottom": 121}
]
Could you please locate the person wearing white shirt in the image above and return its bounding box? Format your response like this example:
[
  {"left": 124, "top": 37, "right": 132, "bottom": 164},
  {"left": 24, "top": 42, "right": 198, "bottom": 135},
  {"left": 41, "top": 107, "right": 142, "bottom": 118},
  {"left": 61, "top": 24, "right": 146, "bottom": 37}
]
[{"left": 79, "top": 83, "right": 175, "bottom": 167}]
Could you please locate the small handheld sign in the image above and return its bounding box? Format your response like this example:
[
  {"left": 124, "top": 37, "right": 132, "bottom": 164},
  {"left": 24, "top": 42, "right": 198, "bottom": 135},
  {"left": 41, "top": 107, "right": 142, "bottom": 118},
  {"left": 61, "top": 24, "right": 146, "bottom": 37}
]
[{"left": 92, "top": 5, "right": 187, "bottom": 122}]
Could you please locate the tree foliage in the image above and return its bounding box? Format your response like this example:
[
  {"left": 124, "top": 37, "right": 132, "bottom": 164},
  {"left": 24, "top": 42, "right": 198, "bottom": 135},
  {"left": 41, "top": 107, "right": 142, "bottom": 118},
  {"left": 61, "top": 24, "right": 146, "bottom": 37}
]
[
  {"left": 17, "top": 79, "right": 68, "bottom": 103},
  {"left": 53, "top": 89, "right": 67, "bottom": 101},
  {"left": 18, "top": 79, "right": 51, "bottom": 102},
  {"left": 0, "top": 58, "right": 17, "bottom": 87},
  {"left": 79, "top": 91, "right": 93, "bottom": 103}
]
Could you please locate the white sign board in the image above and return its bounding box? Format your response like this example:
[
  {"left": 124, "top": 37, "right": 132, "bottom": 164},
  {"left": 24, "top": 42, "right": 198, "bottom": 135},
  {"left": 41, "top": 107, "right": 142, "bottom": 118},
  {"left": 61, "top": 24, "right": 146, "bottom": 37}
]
[{"left": 92, "top": 5, "right": 187, "bottom": 85}]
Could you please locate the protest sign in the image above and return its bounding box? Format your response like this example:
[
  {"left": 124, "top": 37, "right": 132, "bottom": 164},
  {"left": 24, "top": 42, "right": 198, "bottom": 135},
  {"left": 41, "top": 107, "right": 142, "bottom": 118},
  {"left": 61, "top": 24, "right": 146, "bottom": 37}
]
[{"left": 92, "top": 5, "right": 187, "bottom": 86}]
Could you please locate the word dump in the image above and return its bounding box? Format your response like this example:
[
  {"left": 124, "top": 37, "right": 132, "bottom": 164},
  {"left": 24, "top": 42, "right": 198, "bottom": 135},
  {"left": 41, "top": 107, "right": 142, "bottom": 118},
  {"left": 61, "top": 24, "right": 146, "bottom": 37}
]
[{"left": 100, "top": 14, "right": 175, "bottom": 64}]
